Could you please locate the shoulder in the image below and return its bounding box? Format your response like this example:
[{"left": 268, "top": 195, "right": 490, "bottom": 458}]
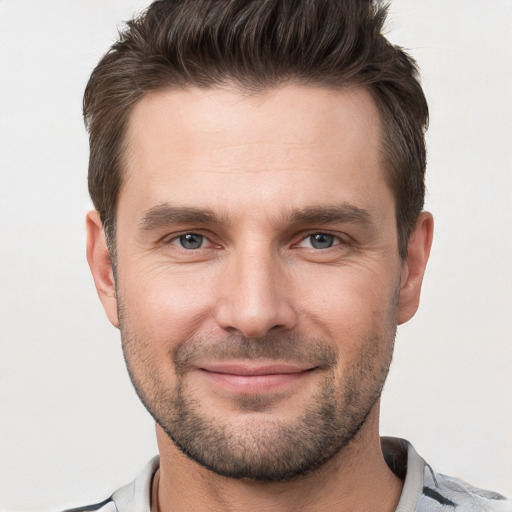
[
  {"left": 60, "top": 456, "right": 159, "bottom": 512},
  {"left": 382, "top": 437, "right": 512, "bottom": 512},
  {"left": 62, "top": 496, "right": 116, "bottom": 512},
  {"left": 418, "top": 468, "right": 512, "bottom": 511}
]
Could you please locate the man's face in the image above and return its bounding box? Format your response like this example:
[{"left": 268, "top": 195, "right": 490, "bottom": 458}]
[{"left": 89, "top": 85, "right": 426, "bottom": 480}]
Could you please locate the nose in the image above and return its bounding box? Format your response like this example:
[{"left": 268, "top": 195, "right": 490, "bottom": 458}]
[{"left": 215, "top": 245, "right": 297, "bottom": 338}]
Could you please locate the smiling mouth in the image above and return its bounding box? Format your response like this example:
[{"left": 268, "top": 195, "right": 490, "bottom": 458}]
[{"left": 197, "top": 363, "right": 316, "bottom": 394}]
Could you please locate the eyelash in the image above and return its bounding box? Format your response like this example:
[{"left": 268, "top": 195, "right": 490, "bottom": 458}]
[
  {"left": 165, "top": 231, "right": 346, "bottom": 251},
  {"left": 167, "top": 232, "right": 218, "bottom": 250},
  {"left": 295, "top": 233, "right": 343, "bottom": 250}
]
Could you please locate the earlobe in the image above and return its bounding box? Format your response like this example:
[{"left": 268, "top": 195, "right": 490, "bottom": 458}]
[
  {"left": 86, "top": 210, "right": 119, "bottom": 328},
  {"left": 397, "top": 212, "right": 434, "bottom": 325}
]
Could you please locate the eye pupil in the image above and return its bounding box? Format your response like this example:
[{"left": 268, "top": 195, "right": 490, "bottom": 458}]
[
  {"left": 179, "top": 233, "right": 203, "bottom": 249},
  {"left": 310, "top": 233, "right": 334, "bottom": 249}
]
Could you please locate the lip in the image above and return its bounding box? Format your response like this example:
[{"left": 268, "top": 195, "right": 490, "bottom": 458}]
[{"left": 197, "top": 362, "right": 315, "bottom": 394}]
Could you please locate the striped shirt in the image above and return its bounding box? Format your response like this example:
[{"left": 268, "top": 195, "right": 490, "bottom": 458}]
[{"left": 64, "top": 437, "right": 511, "bottom": 512}]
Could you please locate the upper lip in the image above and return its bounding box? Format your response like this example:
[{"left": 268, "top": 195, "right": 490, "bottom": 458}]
[{"left": 198, "top": 362, "right": 314, "bottom": 376}]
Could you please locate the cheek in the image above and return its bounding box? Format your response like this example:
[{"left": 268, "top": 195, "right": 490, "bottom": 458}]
[
  {"left": 295, "top": 263, "right": 397, "bottom": 342},
  {"left": 118, "top": 264, "right": 219, "bottom": 351}
]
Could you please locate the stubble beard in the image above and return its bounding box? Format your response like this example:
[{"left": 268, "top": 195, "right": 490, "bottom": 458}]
[{"left": 118, "top": 304, "right": 396, "bottom": 482}]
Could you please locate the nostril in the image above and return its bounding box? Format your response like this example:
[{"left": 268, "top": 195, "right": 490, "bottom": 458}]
[{"left": 214, "top": 277, "right": 298, "bottom": 338}]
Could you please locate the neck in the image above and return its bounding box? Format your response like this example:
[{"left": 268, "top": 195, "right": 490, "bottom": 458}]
[{"left": 153, "top": 404, "right": 402, "bottom": 512}]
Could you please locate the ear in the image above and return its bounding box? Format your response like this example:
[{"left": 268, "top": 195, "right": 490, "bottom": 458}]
[
  {"left": 397, "top": 211, "right": 434, "bottom": 325},
  {"left": 86, "top": 210, "right": 119, "bottom": 328}
]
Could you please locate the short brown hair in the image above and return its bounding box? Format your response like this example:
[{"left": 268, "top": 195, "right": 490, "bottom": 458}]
[{"left": 84, "top": 0, "right": 428, "bottom": 259}]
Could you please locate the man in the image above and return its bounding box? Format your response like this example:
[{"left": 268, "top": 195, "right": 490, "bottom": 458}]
[{"left": 77, "top": 1, "right": 510, "bottom": 511}]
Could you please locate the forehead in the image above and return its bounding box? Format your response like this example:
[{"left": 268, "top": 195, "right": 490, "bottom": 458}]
[{"left": 120, "top": 85, "right": 390, "bottom": 222}]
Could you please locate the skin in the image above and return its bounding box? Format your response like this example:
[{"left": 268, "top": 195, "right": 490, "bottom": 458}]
[{"left": 87, "top": 85, "right": 433, "bottom": 512}]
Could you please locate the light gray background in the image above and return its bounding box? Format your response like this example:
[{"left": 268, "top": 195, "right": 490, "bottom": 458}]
[{"left": 1, "top": 1, "right": 511, "bottom": 510}]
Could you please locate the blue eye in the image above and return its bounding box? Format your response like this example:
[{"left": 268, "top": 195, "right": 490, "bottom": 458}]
[
  {"left": 295, "top": 233, "right": 341, "bottom": 250},
  {"left": 178, "top": 233, "right": 204, "bottom": 249},
  {"left": 309, "top": 233, "right": 335, "bottom": 249}
]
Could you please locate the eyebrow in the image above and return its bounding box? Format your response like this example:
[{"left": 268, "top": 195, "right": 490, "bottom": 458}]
[
  {"left": 289, "top": 204, "right": 372, "bottom": 226},
  {"left": 139, "top": 205, "right": 228, "bottom": 231},
  {"left": 138, "top": 202, "right": 372, "bottom": 231}
]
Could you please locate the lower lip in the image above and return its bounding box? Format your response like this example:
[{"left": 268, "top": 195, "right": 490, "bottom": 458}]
[{"left": 199, "top": 370, "right": 311, "bottom": 394}]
